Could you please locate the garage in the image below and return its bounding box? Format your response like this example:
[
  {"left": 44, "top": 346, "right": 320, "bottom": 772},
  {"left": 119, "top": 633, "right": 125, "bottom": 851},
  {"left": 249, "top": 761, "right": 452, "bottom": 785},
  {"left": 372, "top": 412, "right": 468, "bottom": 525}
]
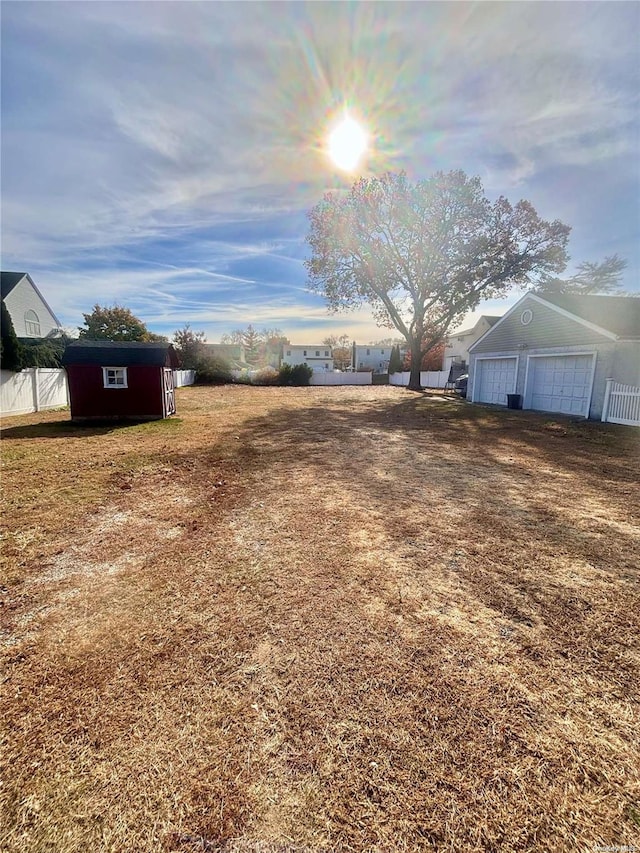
[
  {"left": 527, "top": 354, "right": 595, "bottom": 417},
  {"left": 474, "top": 357, "right": 517, "bottom": 405}
]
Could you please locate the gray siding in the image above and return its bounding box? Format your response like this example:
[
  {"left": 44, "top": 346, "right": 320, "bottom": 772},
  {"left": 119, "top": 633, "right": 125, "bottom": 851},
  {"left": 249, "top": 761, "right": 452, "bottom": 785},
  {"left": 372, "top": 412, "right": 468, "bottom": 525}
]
[
  {"left": 471, "top": 295, "right": 611, "bottom": 353},
  {"left": 4, "top": 277, "right": 60, "bottom": 337},
  {"left": 612, "top": 342, "right": 640, "bottom": 387}
]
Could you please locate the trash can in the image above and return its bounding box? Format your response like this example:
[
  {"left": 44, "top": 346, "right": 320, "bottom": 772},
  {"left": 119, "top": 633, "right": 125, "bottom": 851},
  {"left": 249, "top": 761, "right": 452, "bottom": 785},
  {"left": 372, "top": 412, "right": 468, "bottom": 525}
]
[{"left": 507, "top": 394, "right": 522, "bottom": 410}]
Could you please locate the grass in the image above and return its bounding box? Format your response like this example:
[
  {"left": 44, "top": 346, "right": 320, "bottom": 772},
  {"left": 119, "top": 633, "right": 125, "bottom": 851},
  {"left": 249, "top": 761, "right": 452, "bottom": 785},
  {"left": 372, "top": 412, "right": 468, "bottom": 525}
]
[{"left": 1, "top": 385, "right": 639, "bottom": 852}]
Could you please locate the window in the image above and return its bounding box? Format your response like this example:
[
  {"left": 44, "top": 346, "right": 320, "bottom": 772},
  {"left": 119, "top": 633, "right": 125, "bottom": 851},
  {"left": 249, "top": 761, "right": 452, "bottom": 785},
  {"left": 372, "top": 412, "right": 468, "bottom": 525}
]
[
  {"left": 102, "top": 367, "right": 128, "bottom": 388},
  {"left": 457, "top": 336, "right": 465, "bottom": 342},
  {"left": 315, "top": 350, "right": 320, "bottom": 356},
  {"left": 286, "top": 350, "right": 291, "bottom": 356},
  {"left": 381, "top": 349, "right": 385, "bottom": 354},
  {"left": 520, "top": 309, "right": 533, "bottom": 326},
  {"left": 366, "top": 348, "right": 370, "bottom": 355},
  {"left": 325, "top": 350, "right": 329, "bottom": 356},
  {"left": 24, "top": 310, "right": 41, "bottom": 337},
  {"left": 303, "top": 350, "right": 307, "bottom": 356}
]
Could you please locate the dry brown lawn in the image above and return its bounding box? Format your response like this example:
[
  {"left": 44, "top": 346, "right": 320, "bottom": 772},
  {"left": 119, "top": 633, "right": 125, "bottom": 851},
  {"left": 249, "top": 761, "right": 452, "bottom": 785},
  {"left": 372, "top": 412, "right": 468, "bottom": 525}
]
[{"left": 1, "top": 385, "right": 639, "bottom": 853}]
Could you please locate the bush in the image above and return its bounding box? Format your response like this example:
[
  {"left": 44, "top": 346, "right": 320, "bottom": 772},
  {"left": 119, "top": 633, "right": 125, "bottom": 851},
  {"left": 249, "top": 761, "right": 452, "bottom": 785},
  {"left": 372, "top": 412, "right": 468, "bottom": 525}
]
[
  {"left": 252, "top": 367, "right": 280, "bottom": 386},
  {"left": 278, "top": 363, "right": 313, "bottom": 386},
  {"left": 1, "top": 301, "right": 23, "bottom": 371},
  {"left": 194, "top": 355, "right": 233, "bottom": 385},
  {"left": 19, "top": 337, "right": 68, "bottom": 368}
]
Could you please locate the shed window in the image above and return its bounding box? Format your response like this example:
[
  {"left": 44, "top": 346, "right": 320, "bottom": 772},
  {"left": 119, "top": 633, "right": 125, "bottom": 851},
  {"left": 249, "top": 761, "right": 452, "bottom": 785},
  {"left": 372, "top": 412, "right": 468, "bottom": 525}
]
[
  {"left": 102, "top": 367, "right": 128, "bottom": 388},
  {"left": 24, "top": 310, "right": 41, "bottom": 337}
]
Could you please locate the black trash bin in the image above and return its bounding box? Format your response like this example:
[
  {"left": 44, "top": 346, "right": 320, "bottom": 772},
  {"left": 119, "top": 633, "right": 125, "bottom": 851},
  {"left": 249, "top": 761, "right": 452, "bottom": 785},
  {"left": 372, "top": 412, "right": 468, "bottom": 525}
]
[{"left": 507, "top": 394, "right": 522, "bottom": 410}]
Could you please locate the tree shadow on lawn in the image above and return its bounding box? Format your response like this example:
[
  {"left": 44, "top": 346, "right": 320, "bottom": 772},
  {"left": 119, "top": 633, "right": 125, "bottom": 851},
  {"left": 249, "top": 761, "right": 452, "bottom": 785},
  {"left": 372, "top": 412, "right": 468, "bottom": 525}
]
[
  {"left": 0, "top": 417, "right": 183, "bottom": 441},
  {"left": 182, "top": 393, "right": 639, "bottom": 685}
]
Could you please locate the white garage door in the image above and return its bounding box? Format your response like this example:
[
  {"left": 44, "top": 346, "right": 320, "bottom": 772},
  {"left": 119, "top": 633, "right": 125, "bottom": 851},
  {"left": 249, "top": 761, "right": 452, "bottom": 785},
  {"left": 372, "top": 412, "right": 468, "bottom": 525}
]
[
  {"left": 529, "top": 355, "right": 594, "bottom": 417},
  {"left": 476, "top": 358, "right": 517, "bottom": 405}
]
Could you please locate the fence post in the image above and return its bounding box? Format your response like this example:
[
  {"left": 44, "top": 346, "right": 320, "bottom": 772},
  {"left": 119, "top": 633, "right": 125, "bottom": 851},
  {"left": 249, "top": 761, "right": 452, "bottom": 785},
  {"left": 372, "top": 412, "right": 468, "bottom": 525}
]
[
  {"left": 601, "top": 378, "right": 614, "bottom": 422},
  {"left": 30, "top": 368, "right": 40, "bottom": 412}
]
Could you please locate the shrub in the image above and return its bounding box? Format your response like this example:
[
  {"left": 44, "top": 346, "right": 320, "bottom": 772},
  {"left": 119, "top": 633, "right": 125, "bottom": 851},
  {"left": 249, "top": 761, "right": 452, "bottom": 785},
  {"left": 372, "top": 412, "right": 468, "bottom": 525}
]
[
  {"left": 194, "top": 355, "right": 233, "bottom": 385},
  {"left": 19, "top": 337, "right": 68, "bottom": 368},
  {"left": 278, "top": 363, "right": 313, "bottom": 386},
  {"left": 252, "top": 367, "right": 280, "bottom": 386},
  {"left": 1, "top": 301, "right": 23, "bottom": 371}
]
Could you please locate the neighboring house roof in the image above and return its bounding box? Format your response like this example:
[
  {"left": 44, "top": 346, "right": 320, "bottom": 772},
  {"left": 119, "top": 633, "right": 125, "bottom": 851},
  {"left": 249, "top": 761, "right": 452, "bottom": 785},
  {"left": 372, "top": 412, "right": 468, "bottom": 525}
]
[
  {"left": 537, "top": 293, "right": 640, "bottom": 340},
  {"left": 287, "top": 345, "right": 331, "bottom": 350},
  {"left": 448, "top": 315, "right": 501, "bottom": 338},
  {"left": 1, "top": 271, "right": 63, "bottom": 329},
  {"left": 62, "top": 340, "right": 179, "bottom": 367},
  {"left": 0, "top": 271, "right": 27, "bottom": 299}
]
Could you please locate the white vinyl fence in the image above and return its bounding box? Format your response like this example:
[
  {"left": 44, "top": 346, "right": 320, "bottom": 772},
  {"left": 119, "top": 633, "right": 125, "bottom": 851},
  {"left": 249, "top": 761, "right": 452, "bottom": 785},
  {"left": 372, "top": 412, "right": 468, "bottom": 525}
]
[
  {"left": 601, "top": 379, "right": 640, "bottom": 426},
  {"left": 389, "top": 371, "right": 449, "bottom": 388},
  {"left": 310, "top": 371, "right": 371, "bottom": 386},
  {"left": 173, "top": 369, "right": 195, "bottom": 387},
  {"left": 1, "top": 368, "right": 69, "bottom": 416}
]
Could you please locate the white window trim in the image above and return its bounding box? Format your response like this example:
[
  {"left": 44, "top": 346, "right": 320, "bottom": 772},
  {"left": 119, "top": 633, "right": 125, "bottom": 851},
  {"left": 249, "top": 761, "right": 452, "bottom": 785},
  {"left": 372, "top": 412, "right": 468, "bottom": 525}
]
[
  {"left": 102, "top": 366, "right": 128, "bottom": 389},
  {"left": 24, "top": 310, "right": 41, "bottom": 337},
  {"left": 470, "top": 355, "right": 519, "bottom": 403},
  {"left": 522, "top": 351, "right": 597, "bottom": 418}
]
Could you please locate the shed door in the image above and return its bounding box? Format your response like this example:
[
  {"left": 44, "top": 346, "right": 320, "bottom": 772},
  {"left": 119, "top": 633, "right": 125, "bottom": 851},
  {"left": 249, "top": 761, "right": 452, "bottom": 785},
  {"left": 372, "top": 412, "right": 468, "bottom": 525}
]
[
  {"left": 528, "top": 355, "right": 594, "bottom": 417},
  {"left": 476, "top": 358, "right": 517, "bottom": 405},
  {"left": 163, "top": 368, "right": 175, "bottom": 416}
]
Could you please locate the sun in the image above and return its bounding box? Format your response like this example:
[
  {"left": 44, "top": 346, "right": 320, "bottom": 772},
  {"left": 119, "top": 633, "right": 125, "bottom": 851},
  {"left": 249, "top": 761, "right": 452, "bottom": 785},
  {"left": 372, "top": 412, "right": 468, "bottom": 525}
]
[{"left": 327, "top": 115, "right": 368, "bottom": 172}]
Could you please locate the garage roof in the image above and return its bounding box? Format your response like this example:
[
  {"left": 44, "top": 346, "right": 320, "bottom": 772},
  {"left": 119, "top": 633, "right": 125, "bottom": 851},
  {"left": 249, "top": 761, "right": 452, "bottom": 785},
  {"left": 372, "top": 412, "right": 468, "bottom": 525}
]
[{"left": 540, "top": 293, "right": 640, "bottom": 339}]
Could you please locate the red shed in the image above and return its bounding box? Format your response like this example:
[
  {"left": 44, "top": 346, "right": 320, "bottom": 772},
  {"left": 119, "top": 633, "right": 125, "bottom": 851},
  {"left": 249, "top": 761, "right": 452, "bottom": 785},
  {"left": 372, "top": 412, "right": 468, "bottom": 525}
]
[{"left": 62, "top": 341, "right": 180, "bottom": 421}]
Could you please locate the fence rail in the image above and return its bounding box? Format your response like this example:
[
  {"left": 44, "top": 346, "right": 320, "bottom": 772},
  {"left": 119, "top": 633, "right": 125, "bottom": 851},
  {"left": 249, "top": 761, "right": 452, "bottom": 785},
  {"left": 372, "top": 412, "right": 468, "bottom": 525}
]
[{"left": 601, "top": 379, "right": 640, "bottom": 426}]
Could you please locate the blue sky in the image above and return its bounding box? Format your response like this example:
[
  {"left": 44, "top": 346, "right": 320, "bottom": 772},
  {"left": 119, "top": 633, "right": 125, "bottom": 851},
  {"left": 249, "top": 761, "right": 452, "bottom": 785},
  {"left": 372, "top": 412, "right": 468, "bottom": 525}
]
[{"left": 2, "top": 1, "right": 638, "bottom": 343}]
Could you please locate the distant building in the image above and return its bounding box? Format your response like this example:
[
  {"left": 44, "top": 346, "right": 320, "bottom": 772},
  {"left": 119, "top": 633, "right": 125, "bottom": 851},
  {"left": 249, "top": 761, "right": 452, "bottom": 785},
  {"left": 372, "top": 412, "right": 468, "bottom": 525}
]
[
  {"left": 353, "top": 345, "right": 391, "bottom": 373},
  {"left": 282, "top": 345, "right": 332, "bottom": 372},
  {"left": 444, "top": 316, "right": 501, "bottom": 376},
  {"left": 201, "top": 343, "right": 251, "bottom": 370}
]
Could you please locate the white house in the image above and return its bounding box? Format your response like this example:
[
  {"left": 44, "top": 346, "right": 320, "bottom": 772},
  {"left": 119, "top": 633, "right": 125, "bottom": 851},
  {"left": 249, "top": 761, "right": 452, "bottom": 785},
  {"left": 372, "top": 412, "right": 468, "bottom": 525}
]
[
  {"left": 354, "top": 345, "right": 391, "bottom": 373},
  {"left": 282, "top": 345, "right": 333, "bottom": 372},
  {"left": 1, "top": 272, "right": 62, "bottom": 338},
  {"left": 444, "top": 315, "right": 501, "bottom": 377}
]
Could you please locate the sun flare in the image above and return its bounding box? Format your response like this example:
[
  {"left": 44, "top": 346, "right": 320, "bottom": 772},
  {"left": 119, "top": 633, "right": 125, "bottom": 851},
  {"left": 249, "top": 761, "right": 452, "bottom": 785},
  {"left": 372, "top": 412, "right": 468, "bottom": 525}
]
[{"left": 327, "top": 115, "right": 368, "bottom": 172}]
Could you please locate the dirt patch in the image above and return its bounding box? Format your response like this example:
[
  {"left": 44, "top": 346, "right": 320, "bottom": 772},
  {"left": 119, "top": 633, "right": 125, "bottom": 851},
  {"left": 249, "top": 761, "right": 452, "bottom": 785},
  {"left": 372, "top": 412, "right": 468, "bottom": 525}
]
[{"left": 1, "top": 386, "right": 639, "bottom": 852}]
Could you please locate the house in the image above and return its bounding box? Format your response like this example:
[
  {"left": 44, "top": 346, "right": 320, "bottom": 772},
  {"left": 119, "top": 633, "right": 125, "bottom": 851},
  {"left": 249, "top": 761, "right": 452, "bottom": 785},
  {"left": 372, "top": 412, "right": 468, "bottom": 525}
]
[
  {"left": 201, "top": 343, "right": 251, "bottom": 371},
  {"left": 467, "top": 292, "right": 640, "bottom": 419},
  {"left": 62, "top": 341, "right": 180, "bottom": 421},
  {"left": 353, "top": 345, "right": 391, "bottom": 373},
  {"left": 444, "top": 315, "right": 501, "bottom": 377},
  {"left": 282, "top": 345, "right": 332, "bottom": 373},
  {"left": 1, "top": 271, "right": 63, "bottom": 338}
]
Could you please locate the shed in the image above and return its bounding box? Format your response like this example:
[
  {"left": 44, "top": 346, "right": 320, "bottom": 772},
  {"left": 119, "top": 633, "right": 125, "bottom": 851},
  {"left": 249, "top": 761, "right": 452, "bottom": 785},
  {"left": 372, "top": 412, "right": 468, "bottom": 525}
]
[{"left": 62, "top": 341, "right": 180, "bottom": 421}]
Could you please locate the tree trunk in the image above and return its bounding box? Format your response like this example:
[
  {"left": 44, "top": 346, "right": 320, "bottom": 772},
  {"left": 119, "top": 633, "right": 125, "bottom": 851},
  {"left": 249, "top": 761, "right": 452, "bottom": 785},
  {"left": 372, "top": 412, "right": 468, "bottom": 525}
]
[{"left": 407, "top": 339, "right": 422, "bottom": 391}]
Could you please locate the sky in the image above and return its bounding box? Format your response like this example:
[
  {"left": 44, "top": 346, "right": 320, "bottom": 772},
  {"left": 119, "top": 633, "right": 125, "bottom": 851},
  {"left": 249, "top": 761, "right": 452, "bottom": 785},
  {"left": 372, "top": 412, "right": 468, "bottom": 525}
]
[{"left": 1, "top": 1, "right": 639, "bottom": 344}]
